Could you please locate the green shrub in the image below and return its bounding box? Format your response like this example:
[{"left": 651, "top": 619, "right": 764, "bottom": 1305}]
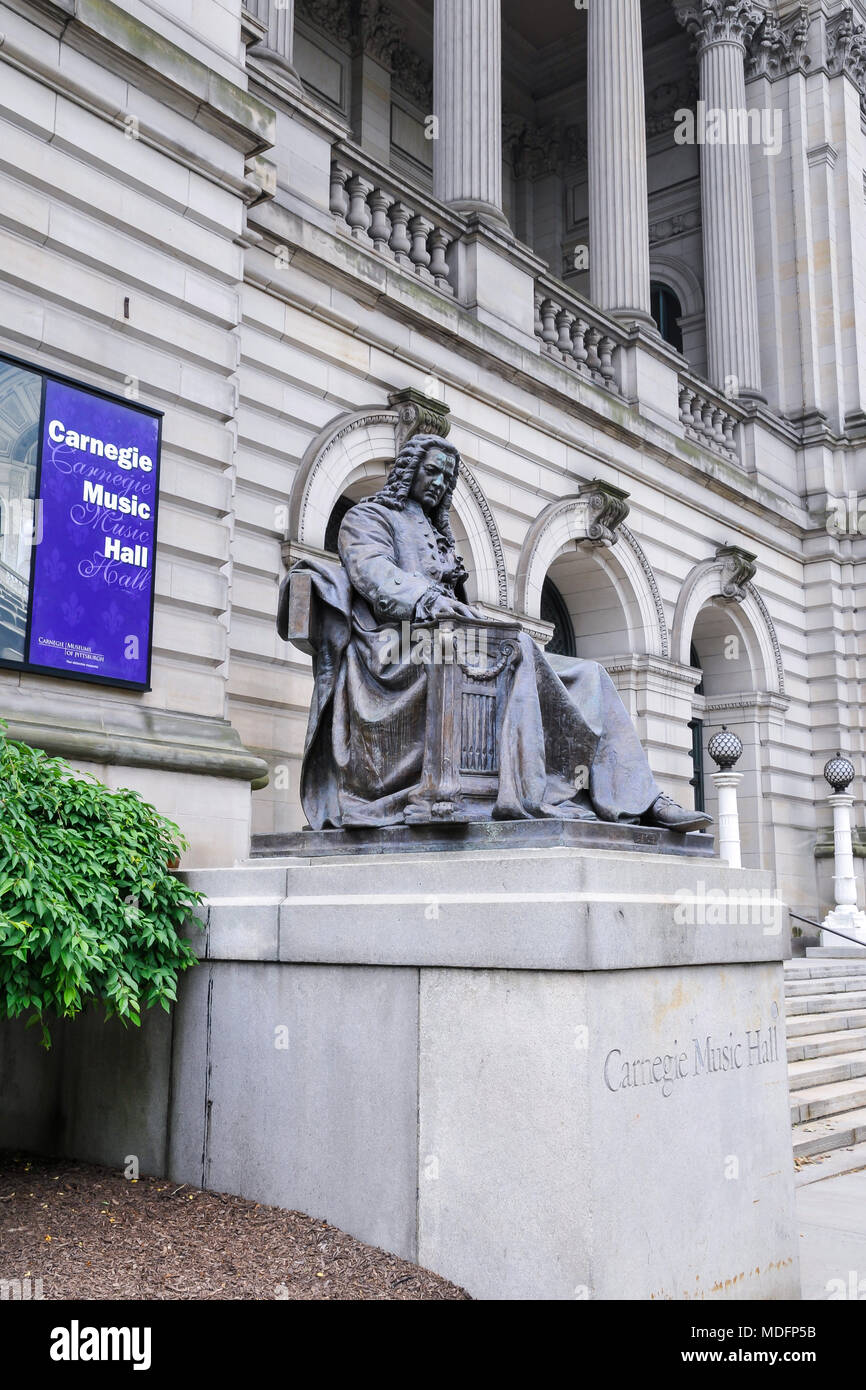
[{"left": 0, "top": 729, "right": 203, "bottom": 1046}]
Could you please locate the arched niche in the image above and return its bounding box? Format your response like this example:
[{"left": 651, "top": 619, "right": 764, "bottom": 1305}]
[
  {"left": 544, "top": 544, "right": 645, "bottom": 660},
  {"left": 679, "top": 558, "right": 789, "bottom": 871},
  {"left": 515, "top": 495, "right": 669, "bottom": 658},
  {"left": 672, "top": 556, "right": 785, "bottom": 697},
  {"left": 287, "top": 407, "right": 508, "bottom": 607}
]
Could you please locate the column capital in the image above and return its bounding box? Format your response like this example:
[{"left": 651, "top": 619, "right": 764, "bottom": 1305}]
[
  {"left": 745, "top": 5, "right": 812, "bottom": 82},
  {"left": 676, "top": 0, "right": 765, "bottom": 54},
  {"left": 826, "top": 6, "right": 866, "bottom": 112}
]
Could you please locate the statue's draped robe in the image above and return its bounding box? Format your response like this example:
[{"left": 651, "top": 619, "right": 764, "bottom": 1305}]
[{"left": 285, "top": 497, "right": 659, "bottom": 829}]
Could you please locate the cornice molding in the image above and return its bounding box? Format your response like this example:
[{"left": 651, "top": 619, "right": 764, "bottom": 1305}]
[{"left": 0, "top": 22, "right": 273, "bottom": 203}]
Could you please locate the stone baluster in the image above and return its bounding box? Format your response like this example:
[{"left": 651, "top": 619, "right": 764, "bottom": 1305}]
[
  {"left": 533, "top": 293, "right": 545, "bottom": 340},
  {"left": 346, "top": 175, "right": 373, "bottom": 239},
  {"left": 598, "top": 337, "right": 617, "bottom": 391},
  {"left": 677, "top": 0, "right": 764, "bottom": 398},
  {"left": 388, "top": 201, "right": 413, "bottom": 267},
  {"left": 572, "top": 319, "right": 589, "bottom": 374},
  {"left": 585, "top": 327, "right": 602, "bottom": 379},
  {"left": 679, "top": 386, "right": 695, "bottom": 429},
  {"left": 587, "top": 0, "right": 654, "bottom": 327},
  {"left": 541, "top": 300, "right": 560, "bottom": 351},
  {"left": 428, "top": 229, "right": 453, "bottom": 294},
  {"left": 367, "top": 190, "right": 392, "bottom": 254},
  {"left": 701, "top": 399, "right": 716, "bottom": 438},
  {"left": 556, "top": 308, "right": 574, "bottom": 362},
  {"left": 408, "top": 215, "right": 434, "bottom": 279},
  {"left": 329, "top": 161, "right": 351, "bottom": 220}
]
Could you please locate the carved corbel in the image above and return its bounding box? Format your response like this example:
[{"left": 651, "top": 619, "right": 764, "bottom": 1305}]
[
  {"left": 716, "top": 544, "right": 757, "bottom": 602},
  {"left": 578, "top": 481, "right": 631, "bottom": 547},
  {"left": 389, "top": 388, "right": 452, "bottom": 452}
]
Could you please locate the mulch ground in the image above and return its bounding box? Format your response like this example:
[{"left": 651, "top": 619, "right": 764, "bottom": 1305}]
[{"left": 0, "top": 1153, "right": 469, "bottom": 1300}]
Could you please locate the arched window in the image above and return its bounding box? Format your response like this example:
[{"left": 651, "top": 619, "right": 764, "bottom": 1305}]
[
  {"left": 541, "top": 576, "right": 576, "bottom": 658},
  {"left": 651, "top": 282, "right": 684, "bottom": 355}
]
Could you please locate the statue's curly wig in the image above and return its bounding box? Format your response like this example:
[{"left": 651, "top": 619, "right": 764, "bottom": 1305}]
[{"left": 371, "top": 434, "right": 461, "bottom": 547}]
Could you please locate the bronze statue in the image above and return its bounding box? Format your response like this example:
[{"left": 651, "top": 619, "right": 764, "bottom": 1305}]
[{"left": 280, "top": 435, "right": 712, "bottom": 835}]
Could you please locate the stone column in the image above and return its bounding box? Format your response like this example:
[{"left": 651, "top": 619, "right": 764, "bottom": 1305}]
[
  {"left": 268, "top": 0, "right": 296, "bottom": 68},
  {"left": 434, "top": 0, "right": 506, "bottom": 225},
  {"left": 251, "top": 0, "right": 301, "bottom": 86},
  {"left": 677, "top": 1, "right": 764, "bottom": 398},
  {"left": 587, "top": 0, "right": 654, "bottom": 328}
]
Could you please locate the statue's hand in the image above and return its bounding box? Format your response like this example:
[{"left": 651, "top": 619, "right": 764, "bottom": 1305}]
[{"left": 428, "top": 594, "right": 481, "bottom": 622}]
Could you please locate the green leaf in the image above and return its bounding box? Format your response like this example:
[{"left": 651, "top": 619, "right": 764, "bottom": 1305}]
[{"left": 0, "top": 728, "right": 201, "bottom": 1045}]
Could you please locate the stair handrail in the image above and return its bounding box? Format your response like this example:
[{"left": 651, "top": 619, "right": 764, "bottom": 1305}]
[{"left": 789, "top": 910, "right": 866, "bottom": 952}]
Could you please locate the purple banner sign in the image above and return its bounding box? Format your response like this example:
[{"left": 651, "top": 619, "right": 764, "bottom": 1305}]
[{"left": 28, "top": 379, "right": 160, "bottom": 686}]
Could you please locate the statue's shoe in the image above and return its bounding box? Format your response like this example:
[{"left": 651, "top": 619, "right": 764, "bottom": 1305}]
[{"left": 643, "top": 793, "right": 713, "bottom": 834}]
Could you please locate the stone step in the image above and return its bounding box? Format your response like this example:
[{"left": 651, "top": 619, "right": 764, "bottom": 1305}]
[
  {"left": 784, "top": 974, "right": 866, "bottom": 998},
  {"left": 786, "top": 991, "right": 866, "bottom": 1015},
  {"left": 786, "top": 1006, "right": 866, "bottom": 1036},
  {"left": 795, "top": 1139, "right": 866, "bottom": 1184},
  {"left": 806, "top": 948, "right": 866, "bottom": 960},
  {"left": 787, "top": 1027, "right": 866, "bottom": 1063},
  {"left": 790, "top": 1077, "right": 866, "bottom": 1126},
  {"left": 785, "top": 960, "right": 866, "bottom": 981},
  {"left": 785, "top": 1008, "right": 866, "bottom": 1037},
  {"left": 792, "top": 1107, "right": 866, "bottom": 1160},
  {"left": 787, "top": 1049, "right": 866, "bottom": 1092}
]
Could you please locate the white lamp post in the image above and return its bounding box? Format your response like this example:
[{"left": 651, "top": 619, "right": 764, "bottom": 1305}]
[
  {"left": 821, "top": 754, "right": 866, "bottom": 948},
  {"left": 708, "top": 725, "right": 744, "bottom": 868}
]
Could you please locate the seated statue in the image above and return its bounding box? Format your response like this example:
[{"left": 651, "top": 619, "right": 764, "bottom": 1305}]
[{"left": 280, "top": 434, "right": 712, "bottom": 835}]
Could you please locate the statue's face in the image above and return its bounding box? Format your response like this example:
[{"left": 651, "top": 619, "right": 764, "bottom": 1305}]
[{"left": 410, "top": 448, "right": 456, "bottom": 514}]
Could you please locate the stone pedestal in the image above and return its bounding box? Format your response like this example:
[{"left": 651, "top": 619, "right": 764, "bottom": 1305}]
[{"left": 0, "top": 843, "right": 799, "bottom": 1301}]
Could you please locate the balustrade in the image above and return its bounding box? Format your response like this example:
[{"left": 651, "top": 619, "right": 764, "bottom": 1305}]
[
  {"left": 533, "top": 286, "right": 622, "bottom": 395},
  {"left": 329, "top": 150, "right": 464, "bottom": 298},
  {"left": 678, "top": 375, "right": 741, "bottom": 460}
]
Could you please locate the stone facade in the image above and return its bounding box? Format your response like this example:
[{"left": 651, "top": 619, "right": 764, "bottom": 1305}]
[{"left": 1, "top": 0, "right": 865, "bottom": 925}]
